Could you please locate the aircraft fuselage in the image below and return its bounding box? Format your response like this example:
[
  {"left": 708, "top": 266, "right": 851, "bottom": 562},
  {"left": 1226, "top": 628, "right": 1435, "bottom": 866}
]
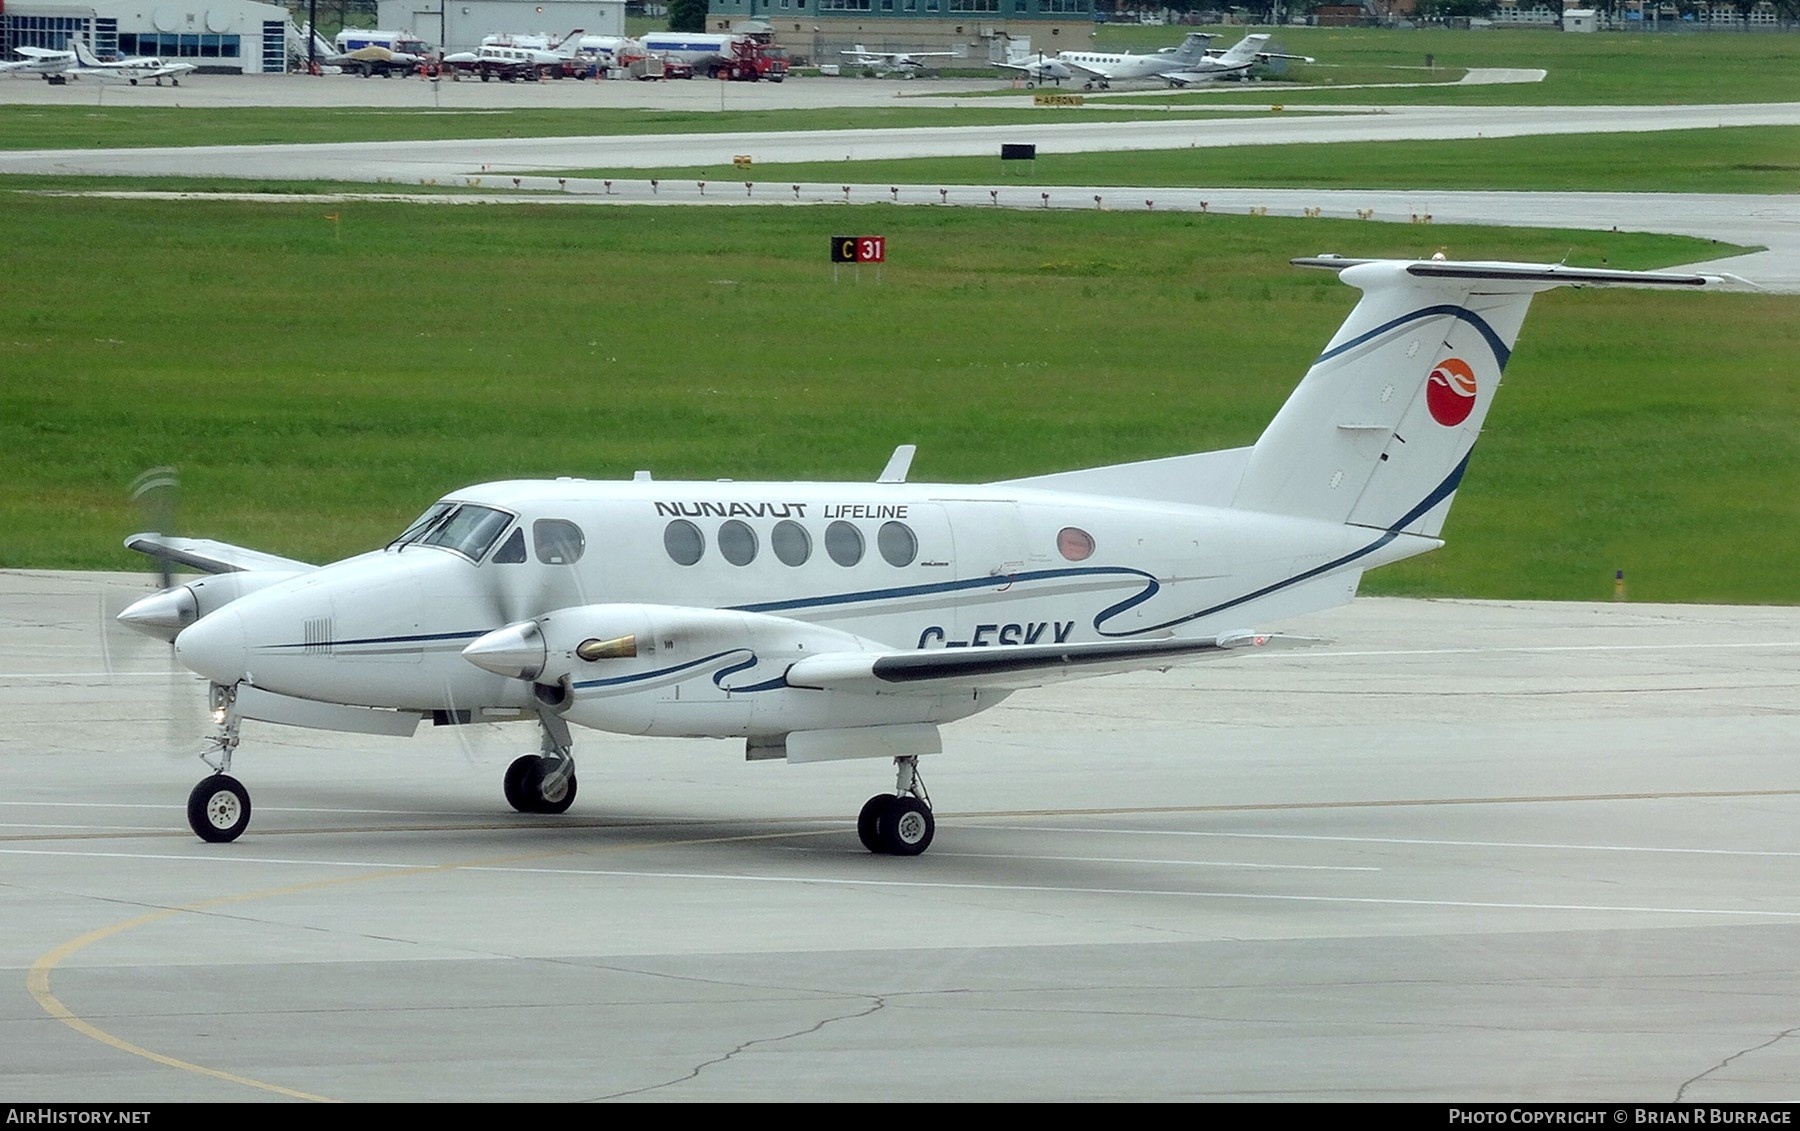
[{"left": 172, "top": 476, "right": 1433, "bottom": 738}]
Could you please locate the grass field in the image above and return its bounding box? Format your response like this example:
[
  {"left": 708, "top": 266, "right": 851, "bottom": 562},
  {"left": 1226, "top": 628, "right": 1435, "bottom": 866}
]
[
  {"left": 3, "top": 198, "right": 1793, "bottom": 604},
  {"left": 564, "top": 125, "right": 1800, "bottom": 195},
  {"left": 1093, "top": 24, "right": 1800, "bottom": 105},
  {"left": 0, "top": 104, "right": 1249, "bottom": 152}
]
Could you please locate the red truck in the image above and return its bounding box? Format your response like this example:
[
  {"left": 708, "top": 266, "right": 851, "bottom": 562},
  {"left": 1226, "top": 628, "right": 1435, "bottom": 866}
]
[{"left": 640, "top": 32, "right": 788, "bottom": 82}]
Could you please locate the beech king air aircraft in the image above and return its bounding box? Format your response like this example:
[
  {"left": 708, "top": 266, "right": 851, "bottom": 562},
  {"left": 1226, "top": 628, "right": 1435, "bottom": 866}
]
[
  {"left": 993, "top": 48, "right": 1077, "bottom": 88},
  {"left": 1050, "top": 31, "right": 1218, "bottom": 89},
  {"left": 119, "top": 258, "right": 1728, "bottom": 853}
]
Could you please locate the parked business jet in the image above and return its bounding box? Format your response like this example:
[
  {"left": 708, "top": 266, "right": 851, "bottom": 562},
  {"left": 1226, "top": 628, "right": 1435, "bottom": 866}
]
[
  {"left": 842, "top": 44, "right": 956, "bottom": 75},
  {"left": 120, "top": 257, "right": 1729, "bottom": 853},
  {"left": 68, "top": 38, "right": 196, "bottom": 85},
  {"left": 1, "top": 45, "right": 77, "bottom": 82},
  {"left": 1161, "top": 33, "right": 1314, "bottom": 86}
]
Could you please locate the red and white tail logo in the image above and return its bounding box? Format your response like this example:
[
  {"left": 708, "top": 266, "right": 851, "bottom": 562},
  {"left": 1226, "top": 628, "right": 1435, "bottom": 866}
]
[{"left": 1426, "top": 358, "right": 1478, "bottom": 427}]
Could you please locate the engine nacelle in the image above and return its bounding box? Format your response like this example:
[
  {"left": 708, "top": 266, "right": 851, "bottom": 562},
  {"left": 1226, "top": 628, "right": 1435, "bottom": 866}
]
[
  {"left": 116, "top": 571, "right": 305, "bottom": 642},
  {"left": 463, "top": 604, "right": 987, "bottom": 739}
]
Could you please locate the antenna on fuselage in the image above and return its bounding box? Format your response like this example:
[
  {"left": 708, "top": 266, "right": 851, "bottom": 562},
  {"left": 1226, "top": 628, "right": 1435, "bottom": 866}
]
[{"left": 878, "top": 444, "right": 917, "bottom": 484}]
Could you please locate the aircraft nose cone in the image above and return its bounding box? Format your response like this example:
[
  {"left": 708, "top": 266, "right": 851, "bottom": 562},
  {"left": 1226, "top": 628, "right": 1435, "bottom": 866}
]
[
  {"left": 462, "top": 622, "right": 545, "bottom": 681},
  {"left": 116, "top": 586, "right": 198, "bottom": 642},
  {"left": 174, "top": 608, "right": 249, "bottom": 686}
]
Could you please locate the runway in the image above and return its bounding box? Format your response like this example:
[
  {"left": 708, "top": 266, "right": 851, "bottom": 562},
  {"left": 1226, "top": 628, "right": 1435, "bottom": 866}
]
[{"left": 4, "top": 570, "right": 1797, "bottom": 1101}]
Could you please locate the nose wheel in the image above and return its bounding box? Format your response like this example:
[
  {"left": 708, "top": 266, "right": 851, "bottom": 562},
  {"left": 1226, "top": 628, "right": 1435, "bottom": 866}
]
[
  {"left": 858, "top": 756, "right": 935, "bottom": 856},
  {"left": 188, "top": 774, "right": 251, "bottom": 843}
]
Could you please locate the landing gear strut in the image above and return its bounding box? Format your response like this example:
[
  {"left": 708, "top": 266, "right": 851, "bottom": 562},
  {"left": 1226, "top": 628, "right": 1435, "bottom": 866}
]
[
  {"left": 188, "top": 682, "right": 252, "bottom": 842},
  {"left": 504, "top": 707, "right": 578, "bottom": 814},
  {"left": 858, "top": 756, "right": 934, "bottom": 856}
]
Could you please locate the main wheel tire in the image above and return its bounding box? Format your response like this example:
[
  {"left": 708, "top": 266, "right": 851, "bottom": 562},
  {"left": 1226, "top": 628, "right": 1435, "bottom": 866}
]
[
  {"left": 503, "top": 755, "right": 540, "bottom": 812},
  {"left": 187, "top": 775, "right": 251, "bottom": 843},
  {"left": 881, "top": 796, "right": 934, "bottom": 857},
  {"left": 521, "top": 759, "right": 577, "bottom": 815},
  {"left": 857, "top": 794, "right": 890, "bottom": 853}
]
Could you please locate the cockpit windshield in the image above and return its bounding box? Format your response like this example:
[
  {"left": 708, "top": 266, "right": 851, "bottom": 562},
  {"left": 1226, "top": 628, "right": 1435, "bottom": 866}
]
[{"left": 388, "top": 502, "right": 514, "bottom": 562}]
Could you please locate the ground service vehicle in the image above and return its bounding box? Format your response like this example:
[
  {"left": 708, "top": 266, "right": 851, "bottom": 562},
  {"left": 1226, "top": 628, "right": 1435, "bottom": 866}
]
[{"left": 639, "top": 32, "right": 787, "bottom": 81}]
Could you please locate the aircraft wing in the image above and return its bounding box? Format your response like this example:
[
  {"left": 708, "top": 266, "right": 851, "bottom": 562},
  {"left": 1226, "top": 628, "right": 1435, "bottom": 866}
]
[
  {"left": 15, "top": 47, "right": 73, "bottom": 59},
  {"left": 785, "top": 630, "right": 1312, "bottom": 694},
  {"left": 1162, "top": 69, "right": 1229, "bottom": 87},
  {"left": 125, "top": 533, "right": 316, "bottom": 575},
  {"left": 1059, "top": 58, "right": 1111, "bottom": 79}
]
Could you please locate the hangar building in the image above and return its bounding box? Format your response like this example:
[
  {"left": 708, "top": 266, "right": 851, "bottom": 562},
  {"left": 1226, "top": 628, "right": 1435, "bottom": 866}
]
[
  {"left": 2, "top": 0, "right": 296, "bottom": 73},
  {"left": 374, "top": 1, "right": 627, "bottom": 52},
  {"left": 704, "top": 0, "right": 1099, "bottom": 65}
]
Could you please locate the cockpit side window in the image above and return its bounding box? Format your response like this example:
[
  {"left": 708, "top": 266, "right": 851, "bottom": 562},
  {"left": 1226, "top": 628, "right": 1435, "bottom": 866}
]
[
  {"left": 533, "top": 519, "right": 586, "bottom": 565},
  {"left": 493, "top": 527, "right": 527, "bottom": 564},
  {"left": 420, "top": 504, "right": 514, "bottom": 562}
]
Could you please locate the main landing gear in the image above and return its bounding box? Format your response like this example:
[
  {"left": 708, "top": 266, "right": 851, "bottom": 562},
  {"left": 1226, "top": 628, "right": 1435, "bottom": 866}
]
[
  {"left": 503, "top": 707, "right": 578, "bottom": 814},
  {"left": 858, "top": 756, "right": 935, "bottom": 856},
  {"left": 188, "top": 683, "right": 251, "bottom": 842}
]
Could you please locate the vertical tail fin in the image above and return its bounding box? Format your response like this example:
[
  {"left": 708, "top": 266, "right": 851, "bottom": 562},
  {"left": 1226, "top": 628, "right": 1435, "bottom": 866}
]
[
  {"left": 1168, "top": 33, "right": 1216, "bottom": 65},
  {"left": 1231, "top": 258, "right": 1721, "bottom": 538},
  {"left": 1214, "top": 34, "right": 1271, "bottom": 68}
]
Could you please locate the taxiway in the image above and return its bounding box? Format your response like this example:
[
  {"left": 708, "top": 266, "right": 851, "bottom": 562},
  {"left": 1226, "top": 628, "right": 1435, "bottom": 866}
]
[{"left": 4, "top": 570, "right": 1796, "bottom": 1101}]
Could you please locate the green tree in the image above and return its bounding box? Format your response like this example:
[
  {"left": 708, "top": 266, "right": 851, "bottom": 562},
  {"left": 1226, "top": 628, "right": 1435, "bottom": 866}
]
[{"left": 669, "top": 0, "right": 708, "bottom": 31}]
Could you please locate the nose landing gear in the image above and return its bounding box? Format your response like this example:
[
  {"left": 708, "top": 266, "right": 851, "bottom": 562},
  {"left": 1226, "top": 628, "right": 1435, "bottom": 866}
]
[{"left": 187, "top": 682, "right": 251, "bottom": 843}]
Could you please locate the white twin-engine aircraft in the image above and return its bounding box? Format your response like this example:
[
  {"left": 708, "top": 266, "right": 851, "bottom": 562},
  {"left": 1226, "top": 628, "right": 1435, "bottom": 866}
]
[{"left": 119, "top": 257, "right": 1725, "bottom": 853}]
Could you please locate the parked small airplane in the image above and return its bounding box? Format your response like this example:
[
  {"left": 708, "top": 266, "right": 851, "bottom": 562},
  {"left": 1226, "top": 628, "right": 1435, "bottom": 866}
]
[
  {"left": 841, "top": 44, "right": 956, "bottom": 75},
  {"left": 0, "top": 45, "right": 76, "bottom": 82},
  {"left": 68, "top": 38, "right": 196, "bottom": 85},
  {"left": 323, "top": 44, "right": 428, "bottom": 77},
  {"left": 1161, "top": 33, "right": 1314, "bottom": 86},
  {"left": 1052, "top": 30, "right": 1219, "bottom": 89},
  {"left": 444, "top": 28, "right": 585, "bottom": 80},
  {"left": 119, "top": 257, "right": 1729, "bottom": 853}
]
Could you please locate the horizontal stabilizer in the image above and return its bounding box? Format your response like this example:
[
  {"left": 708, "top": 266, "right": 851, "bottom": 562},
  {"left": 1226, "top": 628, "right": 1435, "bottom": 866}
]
[
  {"left": 125, "top": 533, "right": 316, "bottom": 575},
  {"left": 1291, "top": 258, "right": 1738, "bottom": 290},
  {"left": 786, "top": 630, "right": 1314, "bottom": 693}
]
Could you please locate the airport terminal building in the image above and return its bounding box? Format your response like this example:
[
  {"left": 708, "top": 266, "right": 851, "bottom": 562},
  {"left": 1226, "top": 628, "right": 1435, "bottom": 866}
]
[{"left": 2, "top": 0, "right": 296, "bottom": 72}]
